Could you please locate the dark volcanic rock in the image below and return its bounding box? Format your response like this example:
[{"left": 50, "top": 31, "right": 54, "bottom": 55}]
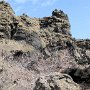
[{"left": 0, "top": 1, "right": 89, "bottom": 90}]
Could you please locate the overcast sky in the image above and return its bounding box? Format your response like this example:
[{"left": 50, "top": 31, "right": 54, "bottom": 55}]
[{"left": 4, "top": 0, "right": 90, "bottom": 39}]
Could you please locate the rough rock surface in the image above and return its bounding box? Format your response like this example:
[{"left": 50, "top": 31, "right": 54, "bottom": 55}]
[{"left": 0, "top": 1, "right": 90, "bottom": 90}]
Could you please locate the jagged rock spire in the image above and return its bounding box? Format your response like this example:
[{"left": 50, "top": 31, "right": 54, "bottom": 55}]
[{"left": 52, "top": 9, "right": 68, "bottom": 20}]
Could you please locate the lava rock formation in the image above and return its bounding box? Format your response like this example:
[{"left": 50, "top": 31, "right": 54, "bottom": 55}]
[{"left": 0, "top": 1, "right": 90, "bottom": 90}]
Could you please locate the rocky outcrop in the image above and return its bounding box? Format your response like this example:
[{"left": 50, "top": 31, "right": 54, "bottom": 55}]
[
  {"left": 40, "top": 9, "right": 71, "bottom": 36},
  {"left": 0, "top": 1, "right": 90, "bottom": 90}
]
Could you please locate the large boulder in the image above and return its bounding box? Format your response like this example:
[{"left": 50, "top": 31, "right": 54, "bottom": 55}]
[{"left": 34, "top": 72, "right": 80, "bottom": 90}]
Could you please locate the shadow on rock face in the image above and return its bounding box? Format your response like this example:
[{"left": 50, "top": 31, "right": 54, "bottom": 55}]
[
  {"left": 13, "top": 50, "right": 23, "bottom": 57},
  {"left": 64, "top": 67, "right": 90, "bottom": 84}
]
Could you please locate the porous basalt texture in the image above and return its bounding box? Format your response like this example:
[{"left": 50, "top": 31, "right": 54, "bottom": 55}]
[{"left": 0, "top": 1, "right": 90, "bottom": 90}]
